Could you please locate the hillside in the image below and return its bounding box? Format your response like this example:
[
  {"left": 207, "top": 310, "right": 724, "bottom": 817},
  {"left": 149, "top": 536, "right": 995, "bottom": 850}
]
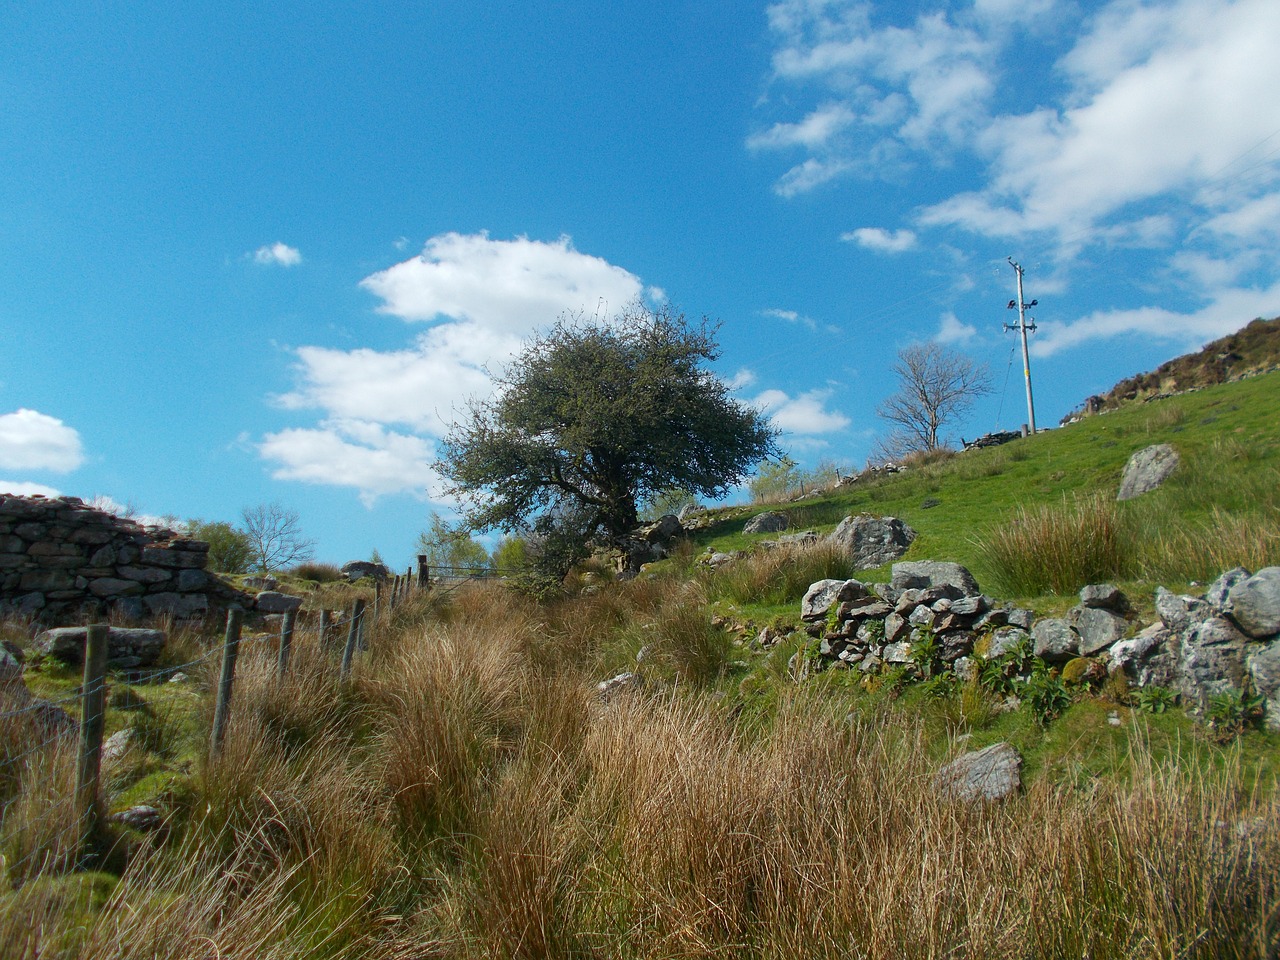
[
  {"left": 2, "top": 372, "right": 1278, "bottom": 958},
  {"left": 1073, "top": 314, "right": 1280, "bottom": 415}
]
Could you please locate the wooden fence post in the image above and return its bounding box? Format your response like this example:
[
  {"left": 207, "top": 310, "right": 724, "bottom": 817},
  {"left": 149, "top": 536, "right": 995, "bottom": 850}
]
[
  {"left": 75, "top": 623, "right": 109, "bottom": 853},
  {"left": 340, "top": 598, "right": 366, "bottom": 680},
  {"left": 277, "top": 608, "right": 297, "bottom": 678},
  {"left": 416, "top": 556, "right": 430, "bottom": 591},
  {"left": 319, "top": 609, "right": 332, "bottom": 651},
  {"left": 210, "top": 607, "right": 244, "bottom": 758}
]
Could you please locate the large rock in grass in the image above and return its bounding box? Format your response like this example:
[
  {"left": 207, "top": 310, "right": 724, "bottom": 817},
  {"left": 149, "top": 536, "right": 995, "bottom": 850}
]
[
  {"left": 935, "top": 742, "right": 1022, "bottom": 802},
  {"left": 1117, "top": 443, "right": 1179, "bottom": 501},
  {"left": 744, "top": 511, "right": 788, "bottom": 535},
  {"left": 828, "top": 515, "right": 916, "bottom": 569}
]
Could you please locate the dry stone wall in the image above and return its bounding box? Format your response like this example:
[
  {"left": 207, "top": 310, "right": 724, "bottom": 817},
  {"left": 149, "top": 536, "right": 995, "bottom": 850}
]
[{"left": 0, "top": 494, "right": 249, "bottom": 623}]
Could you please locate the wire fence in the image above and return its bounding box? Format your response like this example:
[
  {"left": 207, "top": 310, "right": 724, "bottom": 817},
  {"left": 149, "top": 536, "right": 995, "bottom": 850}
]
[{"left": 0, "top": 581, "right": 427, "bottom": 886}]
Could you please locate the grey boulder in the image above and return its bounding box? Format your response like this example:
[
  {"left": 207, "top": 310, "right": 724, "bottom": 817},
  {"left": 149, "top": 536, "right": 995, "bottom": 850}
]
[
  {"left": 936, "top": 742, "right": 1022, "bottom": 802},
  {"left": 1117, "top": 443, "right": 1179, "bottom": 501},
  {"left": 828, "top": 515, "right": 917, "bottom": 569}
]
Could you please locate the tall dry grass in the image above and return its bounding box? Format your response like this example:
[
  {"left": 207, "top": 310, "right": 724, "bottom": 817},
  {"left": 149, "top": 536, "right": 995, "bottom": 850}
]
[
  {"left": 4, "top": 580, "right": 1278, "bottom": 959},
  {"left": 714, "top": 540, "right": 860, "bottom": 606},
  {"left": 974, "top": 492, "right": 1138, "bottom": 595}
]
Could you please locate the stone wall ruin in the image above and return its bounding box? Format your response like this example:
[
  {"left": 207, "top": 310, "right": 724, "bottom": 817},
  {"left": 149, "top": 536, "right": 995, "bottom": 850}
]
[{"left": 0, "top": 494, "right": 248, "bottom": 624}]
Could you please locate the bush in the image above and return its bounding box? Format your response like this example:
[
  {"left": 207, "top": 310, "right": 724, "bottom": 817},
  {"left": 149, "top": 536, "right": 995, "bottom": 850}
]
[{"left": 186, "top": 519, "right": 253, "bottom": 575}]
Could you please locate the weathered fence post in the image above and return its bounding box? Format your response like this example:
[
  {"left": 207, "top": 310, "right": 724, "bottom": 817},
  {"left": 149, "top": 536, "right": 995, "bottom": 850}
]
[
  {"left": 75, "top": 623, "right": 109, "bottom": 852},
  {"left": 210, "top": 607, "right": 244, "bottom": 758},
  {"left": 319, "top": 609, "right": 332, "bottom": 651},
  {"left": 372, "top": 582, "right": 381, "bottom": 626},
  {"left": 340, "top": 598, "right": 366, "bottom": 680},
  {"left": 417, "top": 555, "right": 430, "bottom": 591},
  {"left": 277, "top": 608, "right": 297, "bottom": 678}
]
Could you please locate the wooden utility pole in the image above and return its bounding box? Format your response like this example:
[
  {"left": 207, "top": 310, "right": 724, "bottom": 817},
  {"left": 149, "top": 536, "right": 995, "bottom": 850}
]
[{"left": 1005, "top": 259, "right": 1038, "bottom": 435}]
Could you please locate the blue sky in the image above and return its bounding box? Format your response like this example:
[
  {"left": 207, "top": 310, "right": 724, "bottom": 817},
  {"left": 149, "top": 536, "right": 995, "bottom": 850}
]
[{"left": 2, "top": 0, "right": 1278, "bottom": 566}]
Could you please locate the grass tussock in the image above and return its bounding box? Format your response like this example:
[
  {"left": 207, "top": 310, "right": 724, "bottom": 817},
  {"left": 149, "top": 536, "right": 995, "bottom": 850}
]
[
  {"left": 974, "top": 492, "right": 1137, "bottom": 595},
  {"left": 714, "top": 541, "right": 859, "bottom": 606}
]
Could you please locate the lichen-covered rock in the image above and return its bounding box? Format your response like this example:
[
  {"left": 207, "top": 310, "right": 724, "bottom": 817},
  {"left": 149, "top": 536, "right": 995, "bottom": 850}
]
[
  {"left": 890, "top": 561, "right": 980, "bottom": 596},
  {"left": 828, "top": 515, "right": 917, "bottom": 569},
  {"left": 1079, "top": 583, "right": 1129, "bottom": 612},
  {"left": 1177, "top": 617, "right": 1247, "bottom": 708},
  {"left": 1155, "top": 587, "right": 1213, "bottom": 634},
  {"left": 1246, "top": 639, "right": 1280, "bottom": 731},
  {"left": 1117, "top": 443, "right": 1179, "bottom": 500},
  {"left": 1071, "top": 606, "right": 1129, "bottom": 656},
  {"left": 1032, "top": 618, "right": 1078, "bottom": 662},
  {"left": 802, "top": 579, "right": 867, "bottom": 621},
  {"left": 1223, "top": 567, "right": 1280, "bottom": 639},
  {"left": 1205, "top": 567, "right": 1251, "bottom": 609},
  {"left": 936, "top": 742, "right": 1022, "bottom": 802}
]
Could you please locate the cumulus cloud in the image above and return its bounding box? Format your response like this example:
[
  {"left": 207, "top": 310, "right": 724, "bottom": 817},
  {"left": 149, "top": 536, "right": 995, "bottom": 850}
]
[
  {"left": 0, "top": 409, "right": 84, "bottom": 472},
  {"left": 261, "top": 233, "right": 653, "bottom": 505},
  {"left": 253, "top": 242, "right": 303, "bottom": 267},
  {"left": 359, "top": 232, "right": 643, "bottom": 332},
  {"left": 841, "top": 227, "right": 917, "bottom": 253},
  {"left": 754, "top": 388, "right": 851, "bottom": 434},
  {"left": 755, "top": 0, "right": 1280, "bottom": 356},
  {"left": 747, "top": 103, "right": 855, "bottom": 151},
  {"left": 259, "top": 420, "right": 441, "bottom": 508}
]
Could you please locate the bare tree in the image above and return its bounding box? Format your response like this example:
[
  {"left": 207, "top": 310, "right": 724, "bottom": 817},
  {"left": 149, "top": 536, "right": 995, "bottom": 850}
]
[
  {"left": 875, "top": 343, "right": 992, "bottom": 459},
  {"left": 240, "top": 501, "right": 316, "bottom": 572}
]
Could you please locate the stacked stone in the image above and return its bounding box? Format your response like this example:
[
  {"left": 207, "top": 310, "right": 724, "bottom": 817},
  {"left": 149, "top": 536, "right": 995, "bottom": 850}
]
[
  {"left": 0, "top": 494, "right": 243, "bottom": 622},
  {"left": 799, "top": 559, "right": 1280, "bottom": 731},
  {"left": 802, "top": 561, "right": 1034, "bottom": 677}
]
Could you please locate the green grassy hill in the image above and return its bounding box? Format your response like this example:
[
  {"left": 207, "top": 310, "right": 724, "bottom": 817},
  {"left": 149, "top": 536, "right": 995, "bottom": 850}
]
[{"left": 691, "top": 368, "right": 1279, "bottom": 618}]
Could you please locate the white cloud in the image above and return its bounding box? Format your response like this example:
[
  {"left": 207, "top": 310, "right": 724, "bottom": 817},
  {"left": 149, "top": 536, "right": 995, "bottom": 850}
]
[
  {"left": 728, "top": 368, "right": 758, "bottom": 391},
  {"left": 359, "top": 232, "right": 643, "bottom": 333},
  {"left": 935, "top": 312, "right": 977, "bottom": 344},
  {"left": 1031, "top": 278, "right": 1280, "bottom": 357},
  {"left": 775, "top": 158, "right": 854, "bottom": 197},
  {"left": 0, "top": 480, "right": 62, "bottom": 498},
  {"left": 754, "top": 388, "right": 851, "bottom": 434},
  {"left": 0, "top": 409, "right": 84, "bottom": 472},
  {"left": 841, "top": 226, "right": 917, "bottom": 253},
  {"left": 253, "top": 242, "right": 303, "bottom": 267},
  {"left": 264, "top": 233, "right": 654, "bottom": 505},
  {"left": 259, "top": 419, "right": 441, "bottom": 508},
  {"left": 747, "top": 103, "right": 855, "bottom": 151}
]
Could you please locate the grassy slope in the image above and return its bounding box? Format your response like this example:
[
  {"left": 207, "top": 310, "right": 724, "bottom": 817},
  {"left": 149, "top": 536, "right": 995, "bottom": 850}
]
[{"left": 695, "top": 369, "right": 1280, "bottom": 610}]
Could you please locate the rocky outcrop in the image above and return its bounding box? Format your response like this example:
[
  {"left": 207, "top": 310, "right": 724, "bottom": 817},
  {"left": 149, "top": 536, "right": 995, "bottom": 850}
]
[
  {"left": 37, "top": 626, "right": 167, "bottom": 668},
  {"left": 0, "top": 495, "right": 252, "bottom": 624},
  {"left": 341, "top": 561, "right": 391, "bottom": 583}
]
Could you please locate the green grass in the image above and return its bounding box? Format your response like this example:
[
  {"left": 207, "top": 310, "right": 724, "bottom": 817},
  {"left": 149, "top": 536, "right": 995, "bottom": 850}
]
[{"left": 685, "top": 371, "right": 1280, "bottom": 617}]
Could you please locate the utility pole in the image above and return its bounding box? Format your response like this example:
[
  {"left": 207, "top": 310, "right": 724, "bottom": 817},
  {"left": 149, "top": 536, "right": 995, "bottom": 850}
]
[{"left": 1005, "top": 259, "right": 1038, "bottom": 435}]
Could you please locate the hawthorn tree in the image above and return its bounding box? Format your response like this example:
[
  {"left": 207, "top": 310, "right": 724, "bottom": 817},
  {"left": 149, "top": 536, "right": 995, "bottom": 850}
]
[
  {"left": 438, "top": 305, "right": 778, "bottom": 545},
  {"left": 875, "top": 343, "right": 991, "bottom": 458}
]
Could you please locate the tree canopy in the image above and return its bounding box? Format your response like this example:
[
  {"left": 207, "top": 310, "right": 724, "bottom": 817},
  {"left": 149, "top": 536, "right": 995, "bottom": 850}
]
[{"left": 438, "top": 305, "right": 778, "bottom": 542}]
